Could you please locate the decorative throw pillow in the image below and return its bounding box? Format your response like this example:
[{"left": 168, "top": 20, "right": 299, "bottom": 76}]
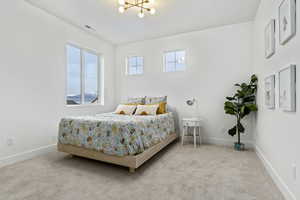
[
  {"left": 145, "top": 96, "right": 168, "bottom": 114},
  {"left": 124, "top": 97, "right": 146, "bottom": 105},
  {"left": 145, "top": 96, "right": 167, "bottom": 104},
  {"left": 134, "top": 105, "right": 159, "bottom": 116},
  {"left": 114, "top": 105, "right": 137, "bottom": 115},
  {"left": 119, "top": 111, "right": 126, "bottom": 115},
  {"left": 156, "top": 102, "right": 167, "bottom": 114},
  {"left": 140, "top": 111, "right": 148, "bottom": 115}
]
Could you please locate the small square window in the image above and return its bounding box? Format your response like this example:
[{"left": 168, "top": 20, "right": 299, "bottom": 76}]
[
  {"left": 164, "top": 50, "right": 186, "bottom": 72},
  {"left": 127, "top": 56, "right": 144, "bottom": 75}
]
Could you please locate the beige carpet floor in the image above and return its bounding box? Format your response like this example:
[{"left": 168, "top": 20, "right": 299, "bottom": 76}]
[{"left": 0, "top": 142, "right": 284, "bottom": 200}]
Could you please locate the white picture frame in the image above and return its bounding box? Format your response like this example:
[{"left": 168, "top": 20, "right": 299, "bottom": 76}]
[
  {"left": 265, "top": 19, "right": 276, "bottom": 58},
  {"left": 279, "top": 0, "right": 296, "bottom": 45},
  {"left": 279, "top": 65, "right": 296, "bottom": 112},
  {"left": 264, "top": 74, "right": 276, "bottom": 109}
]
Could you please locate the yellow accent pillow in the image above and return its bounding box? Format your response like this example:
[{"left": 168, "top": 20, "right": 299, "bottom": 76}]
[
  {"left": 119, "top": 110, "right": 126, "bottom": 115},
  {"left": 149, "top": 102, "right": 167, "bottom": 114},
  {"left": 140, "top": 111, "right": 148, "bottom": 115}
]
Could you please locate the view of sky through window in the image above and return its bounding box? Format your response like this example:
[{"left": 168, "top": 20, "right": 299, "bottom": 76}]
[
  {"left": 165, "top": 50, "right": 186, "bottom": 72},
  {"left": 127, "top": 56, "right": 143, "bottom": 75},
  {"left": 66, "top": 45, "right": 100, "bottom": 105}
]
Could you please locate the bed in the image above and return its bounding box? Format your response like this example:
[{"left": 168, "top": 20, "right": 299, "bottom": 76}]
[{"left": 57, "top": 112, "right": 177, "bottom": 172}]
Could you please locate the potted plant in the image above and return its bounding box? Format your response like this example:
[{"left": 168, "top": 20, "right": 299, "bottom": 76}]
[{"left": 224, "top": 75, "right": 258, "bottom": 151}]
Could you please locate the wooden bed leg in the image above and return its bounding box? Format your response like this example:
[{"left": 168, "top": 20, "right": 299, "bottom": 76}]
[{"left": 129, "top": 167, "right": 135, "bottom": 173}]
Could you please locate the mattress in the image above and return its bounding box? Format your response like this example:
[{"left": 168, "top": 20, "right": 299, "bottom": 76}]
[{"left": 58, "top": 112, "right": 175, "bottom": 156}]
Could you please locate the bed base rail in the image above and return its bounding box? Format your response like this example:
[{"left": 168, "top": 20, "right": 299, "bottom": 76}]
[{"left": 57, "top": 133, "right": 178, "bottom": 173}]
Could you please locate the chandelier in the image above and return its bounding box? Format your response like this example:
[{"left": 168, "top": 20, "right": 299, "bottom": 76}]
[{"left": 118, "top": 0, "right": 156, "bottom": 18}]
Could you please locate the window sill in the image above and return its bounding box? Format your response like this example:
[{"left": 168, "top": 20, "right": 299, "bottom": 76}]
[
  {"left": 65, "top": 103, "right": 104, "bottom": 108},
  {"left": 126, "top": 73, "right": 143, "bottom": 76},
  {"left": 163, "top": 70, "right": 186, "bottom": 73}
]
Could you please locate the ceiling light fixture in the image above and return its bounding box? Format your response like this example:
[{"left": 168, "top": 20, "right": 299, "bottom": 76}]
[{"left": 118, "top": 0, "right": 156, "bottom": 18}]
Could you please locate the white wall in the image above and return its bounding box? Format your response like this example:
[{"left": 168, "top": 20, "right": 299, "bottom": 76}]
[
  {"left": 0, "top": 0, "right": 115, "bottom": 162},
  {"left": 253, "top": 0, "right": 300, "bottom": 199},
  {"left": 115, "top": 22, "right": 254, "bottom": 146},
  {"left": 2, "top": 3, "right": 296, "bottom": 199}
]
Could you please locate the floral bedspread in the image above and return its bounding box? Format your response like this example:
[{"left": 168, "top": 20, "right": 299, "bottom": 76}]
[{"left": 58, "top": 112, "right": 175, "bottom": 156}]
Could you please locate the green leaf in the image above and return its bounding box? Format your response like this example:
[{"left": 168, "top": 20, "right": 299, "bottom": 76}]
[
  {"left": 224, "top": 107, "right": 236, "bottom": 115},
  {"left": 240, "top": 106, "right": 245, "bottom": 115},
  {"left": 234, "top": 102, "right": 243, "bottom": 108},
  {"left": 224, "top": 101, "right": 235, "bottom": 109},
  {"left": 228, "top": 126, "right": 237, "bottom": 136},
  {"left": 236, "top": 90, "right": 246, "bottom": 98},
  {"left": 246, "top": 104, "right": 258, "bottom": 111},
  {"left": 251, "top": 74, "right": 258, "bottom": 83},
  {"left": 240, "top": 106, "right": 251, "bottom": 118},
  {"left": 225, "top": 109, "right": 236, "bottom": 115},
  {"left": 226, "top": 96, "right": 236, "bottom": 101},
  {"left": 241, "top": 83, "right": 248, "bottom": 89},
  {"left": 243, "top": 95, "right": 256, "bottom": 103},
  {"left": 237, "top": 122, "right": 245, "bottom": 133}
]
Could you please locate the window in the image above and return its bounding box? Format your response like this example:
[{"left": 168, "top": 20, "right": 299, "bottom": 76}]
[
  {"left": 127, "top": 56, "right": 143, "bottom": 75},
  {"left": 66, "top": 44, "right": 102, "bottom": 105},
  {"left": 164, "top": 50, "right": 186, "bottom": 72}
]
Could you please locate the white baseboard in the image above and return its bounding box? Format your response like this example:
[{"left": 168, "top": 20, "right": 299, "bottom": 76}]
[
  {"left": 182, "top": 136, "right": 253, "bottom": 148},
  {"left": 204, "top": 137, "right": 253, "bottom": 148},
  {"left": 0, "top": 144, "right": 56, "bottom": 168},
  {"left": 255, "top": 145, "right": 296, "bottom": 200}
]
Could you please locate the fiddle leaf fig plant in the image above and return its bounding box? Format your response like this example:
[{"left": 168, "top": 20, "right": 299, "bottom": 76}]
[{"left": 224, "top": 74, "right": 258, "bottom": 150}]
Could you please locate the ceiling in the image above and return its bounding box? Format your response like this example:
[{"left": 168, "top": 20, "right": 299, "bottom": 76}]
[{"left": 26, "top": 0, "right": 261, "bottom": 45}]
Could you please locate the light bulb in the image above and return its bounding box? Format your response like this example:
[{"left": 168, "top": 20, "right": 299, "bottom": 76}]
[
  {"left": 118, "top": 6, "right": 125, "bottom": 13},
  {"left": 118, "top": 0, "right": 125, "bottom": 5},
  {"left": 150, "top": 8, "right": 156, "bottom": 15},
  {"left": 138, "top": 12, "right": 145, "bottom": 18}
]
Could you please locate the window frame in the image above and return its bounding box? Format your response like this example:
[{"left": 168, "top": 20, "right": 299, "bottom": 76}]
[
  {"left": 65, "top": 43, "right": 104, "bottom": 107},
  {"left": 163, "top": 49, "right": 187, "bottom": 72},
  {"left": 126, "top": 55, "right": 144, "bottom": 76}
]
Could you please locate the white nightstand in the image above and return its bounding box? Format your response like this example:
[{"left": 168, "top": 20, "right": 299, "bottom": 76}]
[{"left": 182, "top": 118, "right": 203, "bottom": 148}]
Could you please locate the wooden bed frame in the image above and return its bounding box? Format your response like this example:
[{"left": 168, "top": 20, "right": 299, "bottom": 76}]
[{"left": 57, "top": 133, "right": 178, "bottom": 173}]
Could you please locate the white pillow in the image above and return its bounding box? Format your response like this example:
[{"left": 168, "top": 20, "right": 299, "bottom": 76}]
[
  {"left": 115, "top": 105, "right": 137, "bottom": 115},
  {"left": 134, "top": 105, "right": 159, "bottom": 116}
]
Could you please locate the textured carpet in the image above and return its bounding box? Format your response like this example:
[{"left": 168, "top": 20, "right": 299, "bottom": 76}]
[{"left": 0, "top": 142, "right": 284, "bottom": 200}]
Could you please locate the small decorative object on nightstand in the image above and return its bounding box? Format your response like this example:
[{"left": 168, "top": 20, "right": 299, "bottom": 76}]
[{"left": 182, "top": 118, "right": 202, "bottom": 148}]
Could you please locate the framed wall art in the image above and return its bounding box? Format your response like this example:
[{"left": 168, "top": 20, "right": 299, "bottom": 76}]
[
  {"left": 265, "top": 19, "right": 276, "bottom": 58},
  {"left": 279, "top": 64, "right": 296, "bottom": 112},
  {"left": 279, "top": 0, "right": 296, "bottom": 45},
  {"left": 265, "top": 74, "right": 276, "bottom": 109}
]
